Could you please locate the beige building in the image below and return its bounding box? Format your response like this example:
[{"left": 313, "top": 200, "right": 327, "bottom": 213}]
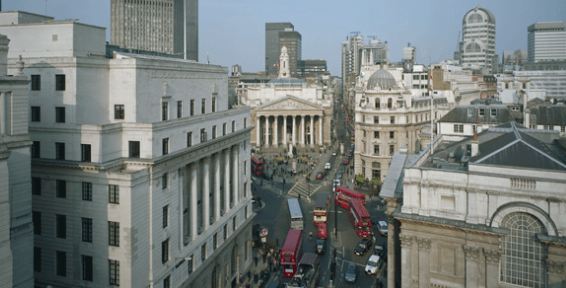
[{"left": 382, "top": 122, "right": 566, "bottom": 288}]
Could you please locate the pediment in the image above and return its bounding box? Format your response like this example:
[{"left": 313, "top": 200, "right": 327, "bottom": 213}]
[{"left": 258, "top": 96, "right": 321, "bottom": 112}]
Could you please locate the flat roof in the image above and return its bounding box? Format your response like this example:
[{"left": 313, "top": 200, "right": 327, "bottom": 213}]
[{"left": 281, "top": 229, "right": 302, "bottom": 253}]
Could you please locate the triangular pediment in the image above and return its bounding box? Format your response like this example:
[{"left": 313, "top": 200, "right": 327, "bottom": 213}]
[{"left": 258, "top": 95, "right": 321, "bottom": 112}]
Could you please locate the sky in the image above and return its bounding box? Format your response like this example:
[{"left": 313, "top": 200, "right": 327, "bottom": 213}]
[{"left": 4, "top": 0, "right": 566, "bottom": 75}]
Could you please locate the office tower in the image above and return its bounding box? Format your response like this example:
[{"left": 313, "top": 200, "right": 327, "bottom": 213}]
[
  {"left": 528, "top": 21, "right": 566, "bottom": 63},
  {"left": 111, "top": 0, "right": 198, "bottom": 61},
  {"left": 458, "top": 6, "right": 496, "bottom": 74},
  {"left": 0, "top": 33, "right": 34, "bottom": 288},
  {"left": 265, "top": 22, "right": 301, "bottom": 77}
]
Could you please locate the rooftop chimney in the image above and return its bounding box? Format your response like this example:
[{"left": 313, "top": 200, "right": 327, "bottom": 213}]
[{"left": 471, "top": 133, "right": 479, "bottom": 157}]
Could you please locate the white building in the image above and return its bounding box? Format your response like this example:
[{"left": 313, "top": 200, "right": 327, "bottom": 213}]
[
  {"left": 528, "top": 21, "right": 566, "bottom": 63},
  {"left": 437, "top": 103, "right": 513, "bottom": 139},
  {"left": 458, "top": 6, "right": 497, "bottom": 74},
  {"left": 0, "top": 11, "right": 252, "bottom": 288},
  {"left": 497, "top": 70, "right": 566, "bottom": 102},
  {"left": 0, "top": 33, "right": 33, "bottom": 288}
]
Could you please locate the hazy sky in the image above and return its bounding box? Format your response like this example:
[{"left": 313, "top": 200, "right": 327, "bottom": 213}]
[{"left": 4, "top": 0, "right": 566, "bottom": 75}]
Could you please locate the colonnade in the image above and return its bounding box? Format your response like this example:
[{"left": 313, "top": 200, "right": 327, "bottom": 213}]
[{"left": 255, "top": 114, "right": 323, "bottom": 147}]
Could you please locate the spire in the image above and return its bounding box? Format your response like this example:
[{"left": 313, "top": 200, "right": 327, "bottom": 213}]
[{"left": 278, "top": 46, "right": 290, "bottom": 78}]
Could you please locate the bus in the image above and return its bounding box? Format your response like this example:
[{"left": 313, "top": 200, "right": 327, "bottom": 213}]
[
  {"left": 280, "top": 229, "right": 303, "bottom": 278},
  {"left": 288, "top": 198, "right": 304, "bottom": 230},
  {"left": 349, "top": 199, "right": 373, "bottom": 238},
  {"left": 335, "top": 186, "right": 366, "bottom": 209},
  {"left": 313, "top": 197, "right": 328, "bottom": 240},
  {"left": 251, "top": 155, "right": 265, "bottom": 177}
]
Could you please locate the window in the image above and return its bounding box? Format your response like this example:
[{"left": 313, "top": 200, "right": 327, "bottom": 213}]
[
  {"left": 163, "top": 275, "right": 171, "bottom": 288},
  {"left": 232, "top": 217, "right": 237, "bottom": 232},
  {"left": 190, "top": 99, "right": 195, "bottom": 116},
  {"left": 56, "top": 180, "right": 66, "bottom": 198},
  {"left": 387, "top": 98, "right": 393, "bottom": 108},
  {"left": 500, "top": 213, "right": 545, "bottom": 288},
  {"left": 34, "top": 247, "right": 41, "bottom": 272},
  {"left": 82, "top": 182, "right": 92, "bottom": 201},
  {"left": 162, "top": 138, "right": 169, "bottom": 155},
  {"left": 162, "top": 173, "right": 168, "bottom": 189},
  {"left": 372, "top": 162, "right": 381, "bottom": 180},
  {"left": 213, "top": 233, "right": 218, "bottom": 249},
  {"left": 162, "top": 238, "right": 169, "bottom": 263},
  {"left": 128, "top": 141, "right": 140, "bottom": 158},
  {"left": 373, "top": 145, "right": 380, "bottom": 155},
  {"left": 390, "top": 116, "right": 395, "bottom": 124},
  {"left": 212, "top": 96, "right": 216, "bottom": 113},
  {"left": 32, "top": 177, "right": 41, "bottom": 195},
  {"left": 389, "top": 131, "right": 394, "bottom": 139},
  {"left": 223, "top": 224, "right": 227, "bottom": 240},
  {"left": 375, "top": 98, "right": 380, "bottom": 109},
  {"left": 479, "top": 108, "right": 485, "bottom": 116},
  {"left": 490, "top": 109, "right": 497, "bottom": 117},
  {"left": 177, "top": 100, "right": 183, "bottom": 118},
  {"left": 222, "top": 123, "right": 227, "bottom": 136},
  {"left": 373, "top": 116, "right": 379, "bottom": 124},
  {"left": 201, "top": 243, "right": 207, "bottom": 262},
  {"left": 108, "top": 185, "right": 119, "bottom": 204},
  {"left": 82, "top": 218, "right": 93, "bottom": 243},
  {"left": 162, "top": 205, "right": 169, "bottom": 228},
  {"left": 244, "top": 118, "right": 247, "bottom": 128},
  {"left": 373, "top": 131, "right": 380, "bottom": 139},
  {"left": 114, "top": 104, "right": 125, "bottom": 120},
  {"left": 231, "top": 120, "right": 235, "bottom": 132},
  {"left": 108, "top": 221, "right": 120, "bottom": 247},
  {"left": 212, "top": 125, "right": 217, "bottom": 139},
  {"left": 200, "top": 128, "right": 207, "bottom": 143},
  {"left": 32, "top": 141, "right": 40, "bottom": 158},
  {"left": 81, "top": 144, "right": 91, "bottom": 162},
  {"left": 56, "top": 214, "right": 66, "bottom": 239},
  {"left": 55, "top": 142, "right": 65, "bottom": 160},
  {"left": 454, "top": 124, "right": 464, "bottom": 133},
  {"left": 187, "top": 256, "right": 193, "bottom": 275},
  {"left": 31, "top": 106, "right": 41, "bottom": 122},
  {"left": 186, "top": 132, "right": 192, "bottom": 147},
  {"left": 32, "top": 211, "right": 41, "bottom": 235},
  {"left": 243, "top": 160, "right": 247, "bottom": 176},
  {"left": 55, "top": 74, "right": 65, "bottom": 91},
  {"left": 109, "top": 259, "right": 120, "bottom": 286},
  {"left": 389, "top": 144, "right": 395, "bottom": 155},
  {"left": 201, "top": 98, "right": 206, "bottom": 114},
  {"left": 162, "top": 101, "right": 169, "bottom": 121},
  {"left": 56, "top": 251, "right": 66, "bottom": 277},
  {"left": 55, "top": 107, "right": 65, "bottom": 123},
  {"left": 82, "top": 255, "right": 93, "bottom": 281},
  {"left": 31, "top": 75, "right": 41, "bottom": 91}
]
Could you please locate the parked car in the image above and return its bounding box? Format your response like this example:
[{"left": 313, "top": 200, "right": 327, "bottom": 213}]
[
  {"left": 315, "top": 172, "right": 325, "bottom": 180},
  {"left": 316, "top": 239, "right": 325, "bottom": 255},
  {"left": 353, "top": 238, "right": 372, "bottom": 256},
  {"left": 344, "top": 262, "right": 357, "bottom": 283},
  {"left": 342, "top": 159, "right": 349, "bottom": 165},
  {"left": 374, "top": 244, "right": 385, "bottom": 257},
  {"left": 378, "top": 221, "right": 388, "bottom": 236},
  {"left": 324, "top": 162, "right": 331, "bottom": 170},
  {"left": 365, "top": 254, "right": 380, "bottom": 275}
]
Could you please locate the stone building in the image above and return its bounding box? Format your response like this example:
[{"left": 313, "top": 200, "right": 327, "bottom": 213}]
[
  {"left": 240, "top": 47, "right": 333, "bottom": 149},
  {"left": 456, "top": 6, "right": 497, "bottom": 74},
  {"left": 0, "top": 33, "right": 33, "bottom": 288},
  {"left": 0, "top": 11, "right": 252, "bottom": 288},
  {"left": 382, "top": 122, "right": 566, "bottom": 288},
  {"left": 265, "top": 22, "right": 301, "bottom": 78}
]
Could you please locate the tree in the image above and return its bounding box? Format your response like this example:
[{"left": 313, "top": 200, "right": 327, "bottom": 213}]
[
  {"left": 370, "top": 177, "right": 382, "bottom": 196},
  {"left": 355, "top": 174, "right": 365, "bottom": 187}
]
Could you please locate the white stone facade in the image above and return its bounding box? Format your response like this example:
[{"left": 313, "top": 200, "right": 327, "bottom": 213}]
[{"left": 1, "top": 13, "right": 252, "bottom": 288}]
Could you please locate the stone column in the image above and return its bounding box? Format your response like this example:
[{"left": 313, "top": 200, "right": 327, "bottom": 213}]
[
  {"left": 274, "top": 116, "right": 279, "bottom": 147},
  {"left": 386, "top": 214, "right": 396, "bottom": 288},
  {"left": 400, "top": 234, "right": 413, "bottom": 288},
  {"left": 548, "top": 257, "right": 566, "bottom": 285},
  {"left": 464, "top": 245, "right": 482, "bottom": 287},
  {"left": 232, "top": 146, "right": 239, "bottom": 206},
  {"left": 301, "top": 116, "right": 305, "bottom": 146},
  {"left": 181, "top": 167, "right": 189, "bottom": 245},
  {"left": 319, "top": 115, "right": 323, "bottom": 146},
  {"left": 484, "top": 248, "right": 501, "bottom": 288},
  {"left": 264, "top": 116, "right": 269, "bottom": 147},
  {"left": 310, "top": 116, "right": 314, "bottom": 146},
  {"left": 283, "top": 116, "right": 288, "bottom": 146},
  {"left": 417, "top": 237, "right": 431, "bottom": 288},
  {"left": 224, "top": 149, "right": 231, "bottom": 212},
  {"left": 214, "top": 153, "right": 221, "bottom": 222},
  {"left": 256, "top": 116, "right": 260, "bottom": 146},
  {"left": 292, "top": 116, "right": 296, "bottom": 145},
  {"left": 203, "top": 157, "right": 210, "bottom": 230},
  {"left": 190, "top": 163, "right": 198, "bottom": 240}
]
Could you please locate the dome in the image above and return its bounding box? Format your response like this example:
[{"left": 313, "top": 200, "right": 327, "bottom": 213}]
[{"left": 366, "top": 69, "right": 398, "bottom": 90}]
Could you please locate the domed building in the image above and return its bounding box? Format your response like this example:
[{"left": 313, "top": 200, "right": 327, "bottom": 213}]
[{"left": 457, "top": 6, "right": 497, "bottom": 74}]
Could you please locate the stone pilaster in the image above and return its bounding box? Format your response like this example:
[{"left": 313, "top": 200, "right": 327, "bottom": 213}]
[
  {"left": 484, "top": 248, "right": 501, "bottom": 288},
  {"left": 416, "top": 237, "right": 431, "bottom": 288},
  {"left": 400, "top": 234, "right": 414, "bottom": 288},
  {"left": 463, "top": 245, "right": 483, "bottom": 287}
]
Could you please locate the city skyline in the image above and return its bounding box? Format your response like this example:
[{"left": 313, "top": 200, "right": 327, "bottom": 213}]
[{"left": 4, "top": 0, "right": 566, "bottom": 74}]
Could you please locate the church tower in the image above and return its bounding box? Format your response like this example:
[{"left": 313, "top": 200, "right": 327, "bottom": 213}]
[{"left": 278, "top": 46, "right": 290, "bottom": 78}]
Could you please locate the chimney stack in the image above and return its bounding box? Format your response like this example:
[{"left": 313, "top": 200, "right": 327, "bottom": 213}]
[{"left": 471, "top": 133, "right": 479, "bottom": 157}]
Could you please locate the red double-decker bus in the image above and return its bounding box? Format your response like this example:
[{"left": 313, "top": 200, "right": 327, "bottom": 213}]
[
  {"left": 335, "top": 186, "right": 366, "bottom": 209},
  {"left": 349, "top": 199, "right": 373, "bottom": 238},
  {"left": 251, "top": 155, "right": 264, "bottom": 177},
  {"left": 280, "top": 229, "right": 303, "bottom": 278}
]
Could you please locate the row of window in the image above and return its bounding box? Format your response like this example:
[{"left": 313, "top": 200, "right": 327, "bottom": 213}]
[
  {"left": 160, "top": 96, "right": 217, "bottom": 122},
  {"left": 30, "top": 106, "right": 66, "bottom": 123},
  {"left": 32, "top": 178, "right": 120, "bottom": 204},
  {"left": 34, "top": 248, "right": 119, "bottom": 285},
  {"left": 30, "top": 74, "right": 66, "bottom": 91},
  {"left": 371, "top": 144, "right": 396, "bottom": 156}
]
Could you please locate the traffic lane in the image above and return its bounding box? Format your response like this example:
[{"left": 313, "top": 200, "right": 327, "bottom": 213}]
[
  {"left": 252, "top": 181, "right": 290, "bottom": 247},
  {"left": 335, "top": 259, "right": 376, "bottom": 288}
]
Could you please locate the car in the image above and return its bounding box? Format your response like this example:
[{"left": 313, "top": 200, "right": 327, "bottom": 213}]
[
  {"left": 342, "top": 159, "right": 349, "bottom": 165},
  {"left": 344, "top": 262, "right": 357, "bottom": 283},
  {"left": 315, "top": 239, "right": 325, "bottom": 255},
  {"left": 315, "top": 172, "right": 324, "bottom": 180},
  {"left": 374, "top": 244, "right": 385, "bottom": 257},
  {"left": 332, "top": 152, "right": 337, "bottom": 156},
  {"left": 353, "top": 238, "right": 372, "bottom": 256},
  {"left": 324, "top": 162, "right": 331, "bottom": 170},
  {"left": 365, "top": 254, "right": 380, "bottom": 275},
  {"left": 378, "top": 221, "right": 388, "bottom": 236}
]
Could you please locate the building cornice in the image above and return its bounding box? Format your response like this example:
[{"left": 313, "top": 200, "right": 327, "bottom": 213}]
[{"left": 394, "top": 211, "right": 507, "bottom": 236}]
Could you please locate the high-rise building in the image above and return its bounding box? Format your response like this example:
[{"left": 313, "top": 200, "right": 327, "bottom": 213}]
[
  {"left": 265, "top": 23, "right": 301, "bottom": 77},
  {"left": 528, "top": 21, "right": 566, "bottom": 63},
  {"left": 1, "top": 11, "right": 252, "bottom": 288},
  {"left": 111, "top": 0, "right": 198, "bottom": 61},
  {"left": 458, "top": 6, "right": 497, "bottom": 74},
  {"left": 0, "top": 33, "right": 34, "bottom": 288}
]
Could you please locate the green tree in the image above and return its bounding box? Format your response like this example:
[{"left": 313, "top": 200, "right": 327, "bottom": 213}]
[
  {"left": 370, "top": 177, "right": 382, "bottom": 196},
  {"left": 355, "top": 174, "right": 365, "bottom": 187}
]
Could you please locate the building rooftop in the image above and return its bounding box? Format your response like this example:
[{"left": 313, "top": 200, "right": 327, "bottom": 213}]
[
  {"left": 438, "top": 104, "right": 512, "bottom": 124},
  {"left": 367, "top": 69, "right": 398, "bottom": 90},
  {"left": 530, "top": 104, "right": 566, "bottom": 126}
]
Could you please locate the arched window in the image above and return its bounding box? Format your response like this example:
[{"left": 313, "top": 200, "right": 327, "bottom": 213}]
[
  {"left": 387, "top": 98, "right": 393, "bottom": 109},
  {"left": 375, "top": 98, "right": 380, "bottom": 109},
  {"left": 500, "top": 212, "right": 546, "bottom": 288},
  {"left": 466, "top": 42, "right": 482, "bottom": 53},
  {"left": 468, "top": 13, "right": 483, "bottom": 23}
]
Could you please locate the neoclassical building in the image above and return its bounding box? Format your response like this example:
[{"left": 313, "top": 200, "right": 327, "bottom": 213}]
[
  {"left": 382, "top": 123, "right": 566, "bottom": 288},
  {"left": 239, "top": 47, "right": 333, "bottom": 148}
]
